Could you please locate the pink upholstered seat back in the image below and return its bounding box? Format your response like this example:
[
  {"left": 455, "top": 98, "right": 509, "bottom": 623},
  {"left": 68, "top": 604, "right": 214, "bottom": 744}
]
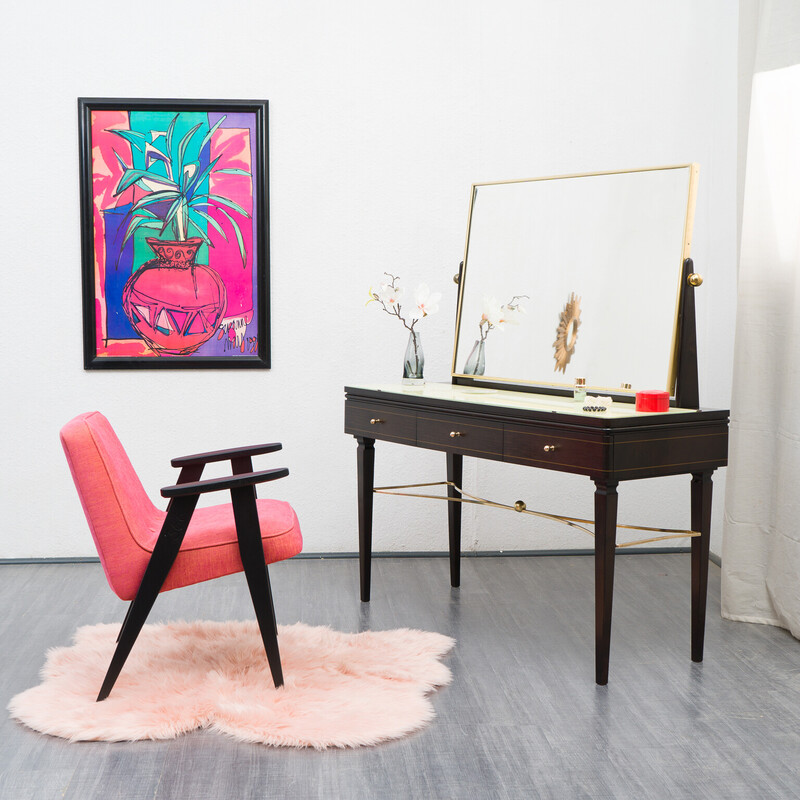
[{"left": 60, "top": 412, "right": 162, "bottom": 598}]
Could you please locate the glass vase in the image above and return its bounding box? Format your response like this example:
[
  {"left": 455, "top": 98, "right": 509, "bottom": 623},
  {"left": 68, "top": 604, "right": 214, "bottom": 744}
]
[
  {"left": 462, "top": 340, "right": 486, "bottom": 375},
  {"left": 402, "top": 330, "right": 425, "bottom": 385}
]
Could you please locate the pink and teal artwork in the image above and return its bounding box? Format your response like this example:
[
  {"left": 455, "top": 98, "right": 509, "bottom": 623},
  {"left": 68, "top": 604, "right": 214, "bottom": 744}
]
[{"left": 79, "top": 99, "right": 270, "bottom": 369}]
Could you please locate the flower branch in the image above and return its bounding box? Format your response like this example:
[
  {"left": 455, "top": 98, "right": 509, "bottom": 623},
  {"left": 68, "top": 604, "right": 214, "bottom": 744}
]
[
  {"left": 477, "top": 294, "right": 529, "bottom": 341},
  {"left": 367, "top": 273, "right": 441, "bottom": 333}
]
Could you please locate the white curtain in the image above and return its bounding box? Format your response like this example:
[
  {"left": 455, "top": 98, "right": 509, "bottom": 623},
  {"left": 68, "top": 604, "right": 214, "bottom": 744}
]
[{"left": 721, "top": 1, "right": 800, "bottom": 637}]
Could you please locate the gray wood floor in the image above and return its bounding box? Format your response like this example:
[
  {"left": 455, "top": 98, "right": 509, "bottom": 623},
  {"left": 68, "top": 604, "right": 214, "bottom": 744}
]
[{"left": 1, "top": 554, "right": 798, "bottom": 800}]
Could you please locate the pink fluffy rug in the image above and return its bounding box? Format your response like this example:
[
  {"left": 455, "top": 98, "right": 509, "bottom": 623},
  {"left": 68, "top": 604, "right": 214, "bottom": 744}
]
[{"left": 8, "top": 621, "right": 455, "bottom": 749}]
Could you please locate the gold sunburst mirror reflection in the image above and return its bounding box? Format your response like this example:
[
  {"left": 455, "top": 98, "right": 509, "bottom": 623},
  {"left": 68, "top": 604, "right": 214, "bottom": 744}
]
[{"left": 553, "top": 292, "right": 581, "bottom": 374}]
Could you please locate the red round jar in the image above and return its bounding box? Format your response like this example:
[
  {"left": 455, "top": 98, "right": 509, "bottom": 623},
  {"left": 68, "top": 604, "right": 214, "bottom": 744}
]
[{"left": 635, "top": 390, "right": 670, "bottom": 413}]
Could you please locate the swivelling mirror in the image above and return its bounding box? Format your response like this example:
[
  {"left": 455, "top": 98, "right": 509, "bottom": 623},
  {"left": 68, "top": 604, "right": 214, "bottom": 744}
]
[{"left": 452, "top": 164, "right": 699, "bottom": 398}]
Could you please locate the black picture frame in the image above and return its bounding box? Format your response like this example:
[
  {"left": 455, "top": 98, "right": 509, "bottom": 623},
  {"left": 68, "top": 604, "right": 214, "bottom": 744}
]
[{"left": 78, "top": 97, "right": 270, "bottom": 369}]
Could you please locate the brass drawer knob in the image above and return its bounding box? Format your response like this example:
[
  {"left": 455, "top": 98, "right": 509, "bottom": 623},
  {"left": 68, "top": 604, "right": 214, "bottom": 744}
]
[
  {"left": 543, "top": 444, "right": 557, "bottom": 452},
  {"left": 369, "top": 418, "right": 385, "bottom": 425},
  {"left": 449, "top": 431, "right": 464, "bottom": 438}
]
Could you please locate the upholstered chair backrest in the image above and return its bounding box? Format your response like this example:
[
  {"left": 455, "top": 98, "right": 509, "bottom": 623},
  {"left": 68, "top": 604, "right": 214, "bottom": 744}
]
[{"left": 60, "top": 412, "right": 162, "bottom": 598}]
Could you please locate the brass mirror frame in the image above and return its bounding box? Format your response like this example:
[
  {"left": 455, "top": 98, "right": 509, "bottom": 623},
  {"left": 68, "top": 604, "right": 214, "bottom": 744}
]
[{"left": 450, "top": 164, "right": 700, "bottom": 398}]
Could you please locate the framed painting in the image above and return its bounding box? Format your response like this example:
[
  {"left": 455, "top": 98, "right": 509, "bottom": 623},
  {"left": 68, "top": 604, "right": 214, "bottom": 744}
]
[{"left": 78, "top": 98, "right": 270, "bottom": 369}]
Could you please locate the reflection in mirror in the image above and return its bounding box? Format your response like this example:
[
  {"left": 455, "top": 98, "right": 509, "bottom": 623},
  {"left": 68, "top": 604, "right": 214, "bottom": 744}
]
[{"left": 452, "top": 165, "right": 698, "bottom": 396}]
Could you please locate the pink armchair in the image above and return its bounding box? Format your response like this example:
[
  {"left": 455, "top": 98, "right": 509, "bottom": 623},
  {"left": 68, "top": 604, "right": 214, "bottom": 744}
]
[{"left": 60, "top": 411, "right": 303, "bottom": 701}]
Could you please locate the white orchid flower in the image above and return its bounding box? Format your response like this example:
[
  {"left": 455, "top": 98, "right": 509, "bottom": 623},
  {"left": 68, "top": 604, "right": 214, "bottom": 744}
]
[
  {"left": 501, "top": 294, "right": 529, "bottom": 324},
  {"left": 481, "top": 296, "right": 505, "bottom": 329},
  {"left": 378, "top": 282, "right": 403, "bottom": 308},
  {"left": 502, "top": 305, "right": 522, "bottom": 325},
  {"left": 368, "top": 273, "right": 440, "bottom": 334},
  {"left": 414, "top": 284, "right": 441, "bottom": 319}
]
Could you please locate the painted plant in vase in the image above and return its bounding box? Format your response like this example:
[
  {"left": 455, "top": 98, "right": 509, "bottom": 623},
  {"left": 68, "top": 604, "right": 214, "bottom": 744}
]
[
  {"left": 367, "top": 274, "right": 441, "bottom": 384},
  {"left": 462, "top": 295, "right": 528, "bottom": 375},
  {"left": 79, "top": 99, "right": 270, "bottom": 368}
]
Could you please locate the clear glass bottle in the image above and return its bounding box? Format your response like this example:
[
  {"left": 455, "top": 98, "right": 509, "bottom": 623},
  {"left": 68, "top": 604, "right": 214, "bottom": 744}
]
[
  {"left": 402, "top": 330, "right": 425, "bottom": 384},
  {"left": 573, "top": 377, "right": 586, "bottom": 402},
  {"left": 463, "top": 340, "right": 486, "bottom": 375}
]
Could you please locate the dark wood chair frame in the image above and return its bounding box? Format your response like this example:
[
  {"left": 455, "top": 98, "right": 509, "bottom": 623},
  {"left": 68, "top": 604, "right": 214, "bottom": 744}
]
[{"left": 97, "top": 443, "right": 289, "bottom": 701}]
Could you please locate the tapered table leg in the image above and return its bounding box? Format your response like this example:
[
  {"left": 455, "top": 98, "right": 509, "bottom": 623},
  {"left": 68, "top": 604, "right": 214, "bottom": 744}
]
[
  {"left": 356, "top": 437, "right": 375, "bottom": 602},
  {"left": 446, "top": 452, "right": 463, "bottom": 588},
  {"left": 594, "top": 479, "right": 619, "bottom": 685},
  {"left": 691, "top": 471, "right": 713, "bottom": 662}
]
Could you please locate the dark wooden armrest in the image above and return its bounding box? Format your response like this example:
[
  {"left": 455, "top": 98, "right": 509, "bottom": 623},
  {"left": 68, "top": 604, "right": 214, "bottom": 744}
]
[
  {"left": 161, "top": 467, "right": 289, "bottom": 498},
  {"left": 171, "top": 442, "right": 282, "bottom": 468}
]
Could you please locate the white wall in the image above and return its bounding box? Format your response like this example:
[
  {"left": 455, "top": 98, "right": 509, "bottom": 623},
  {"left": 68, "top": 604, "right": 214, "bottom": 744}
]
[{"left": 0, "top": 0, "right": 738, "bottom": 558}]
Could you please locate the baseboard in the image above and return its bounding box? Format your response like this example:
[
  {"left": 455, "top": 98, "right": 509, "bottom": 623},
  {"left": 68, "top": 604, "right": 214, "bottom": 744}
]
[
  {"left": 0, "top": 547, "right": 704, "bottom": 565},
  {"left": 303, "top": 547, "right": 693, "bottom": 558}
]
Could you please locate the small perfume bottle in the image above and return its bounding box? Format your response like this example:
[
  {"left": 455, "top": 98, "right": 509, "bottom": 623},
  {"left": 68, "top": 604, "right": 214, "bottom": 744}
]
[{"left": 573, "top": 377, "right": 586, "bottom": 402}]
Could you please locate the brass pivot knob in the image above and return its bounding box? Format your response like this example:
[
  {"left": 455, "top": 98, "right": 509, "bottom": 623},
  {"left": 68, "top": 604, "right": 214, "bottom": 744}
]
[
  {"left": 449, "top": 431, "right": 464, "bottom": 438},
  {"left": 369, "top": 418, "right": 384, "bottom": 425},
  {"left": 688, "top": 273, "right": 703, "bottom": 287},
  {"left": 514, "top": 500, "right": 527, "bottom": 512},
  {"left": 543, "top": 444, "right": 557, "bottom": 452}
]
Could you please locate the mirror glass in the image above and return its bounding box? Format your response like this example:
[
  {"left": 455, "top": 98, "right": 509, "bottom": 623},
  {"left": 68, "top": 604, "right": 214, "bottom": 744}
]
[{"left": 452, "top": 165, "right": 698, "bottom": 396}]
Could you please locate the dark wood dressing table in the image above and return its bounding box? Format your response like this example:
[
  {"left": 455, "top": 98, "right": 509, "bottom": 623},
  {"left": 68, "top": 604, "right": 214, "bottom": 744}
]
[
  {"left": 347, "top": 165, "right": 729, "bottom": 684},
  {"left": 344, "top": 381, "right": 728, "bottom": 684}
]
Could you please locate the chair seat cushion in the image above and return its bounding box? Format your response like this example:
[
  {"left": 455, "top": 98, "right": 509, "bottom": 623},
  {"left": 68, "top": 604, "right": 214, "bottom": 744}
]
[
  {"left": 184, "top": 499, "right": 299, "bottom": 550},
  {"left": 158, "top": 499, "right": 303, "bottom": 595},
  {"left": 110, "top": 500, "right": 303, "bottom": 600}
]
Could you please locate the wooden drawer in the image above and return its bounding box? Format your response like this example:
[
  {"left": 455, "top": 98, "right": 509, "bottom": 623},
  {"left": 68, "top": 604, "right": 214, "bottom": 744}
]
[
  {"left": 417, "top": 412, "right": 503, "bottom": 459},
  {"left": 344, "top": 401, "right": 416, "bottom": 445},
  {"left": 504, "top": 424, "right": 608, "bottom": 474},
  {"left": 612, "top": 423, "right": 728, "bottom": 478}
]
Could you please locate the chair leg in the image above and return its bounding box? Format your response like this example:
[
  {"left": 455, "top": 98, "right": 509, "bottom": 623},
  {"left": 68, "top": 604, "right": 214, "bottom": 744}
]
[
  {"left": 116, "top": 602, "right": 133, "bottom": 643},
  {"left": 230, "top": 485, "right": 284, "bottom": 688},
  {"left": 97, "top": 495, "right": 198, "bottom": 701}
]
